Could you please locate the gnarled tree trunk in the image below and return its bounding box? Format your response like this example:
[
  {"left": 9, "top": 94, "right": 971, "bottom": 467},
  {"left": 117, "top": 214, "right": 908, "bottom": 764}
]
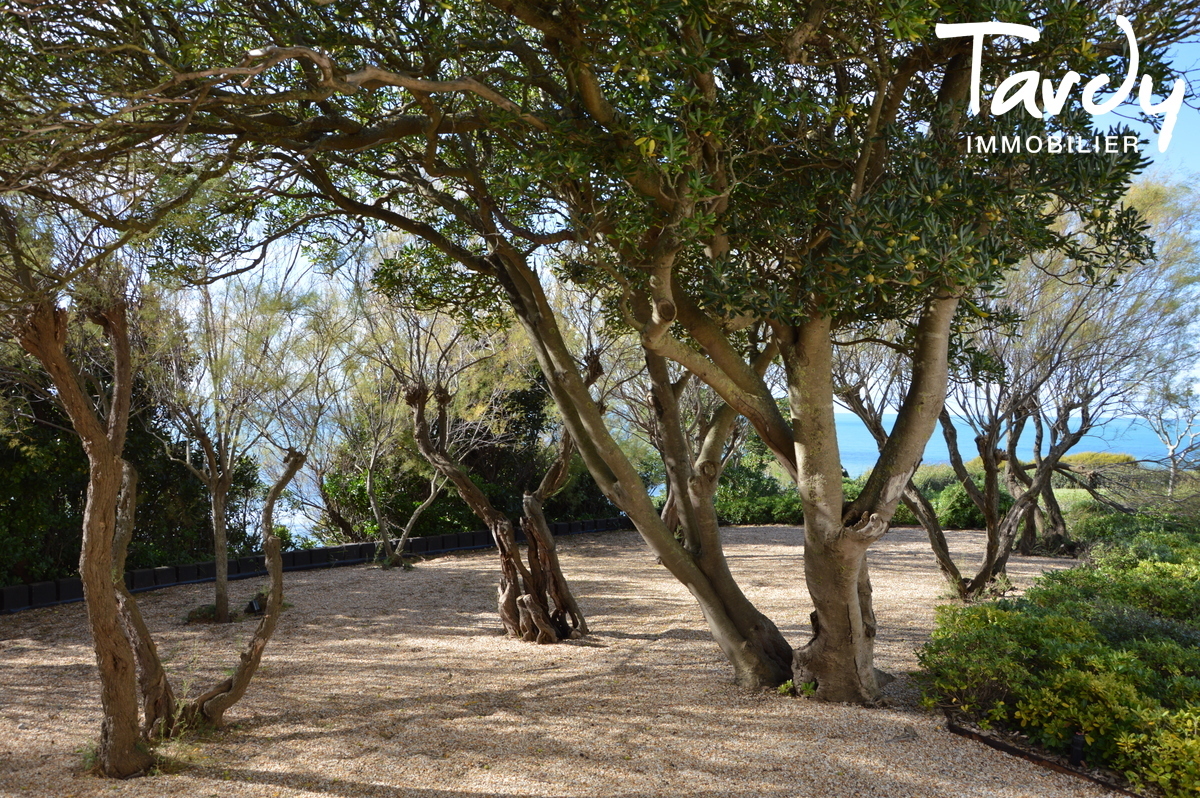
[
  {"left": 781, "top": 298, "right": 958, "bottom": 704},
  {"left": 493, "top": 254, "right": 793, "bottom": 686},
  {"left": 837, "top": 385, "right": 967, "bottom": 599},
  {"left": 520, "top": 429, "right": 589, "bottom": 638},
  {"left": 13, "top": 283, "right": 300, "bottom": 773},
  {"left": 180, "top": 449, "right": 306, "bottom": 727},
  {"left": 111, "top": 461, "right": 177, "bottom": 740},
  {"left": 17, "top": 299, "right": 153, "bottom": 777},
  {"left": 406, "top": 382, "right": 584, "bottom": 643}
]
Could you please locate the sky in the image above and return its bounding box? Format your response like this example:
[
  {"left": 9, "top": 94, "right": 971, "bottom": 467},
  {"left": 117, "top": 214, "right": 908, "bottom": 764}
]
[{"left": 1126, "top": 41, "right": 1200, "bottom": 178}]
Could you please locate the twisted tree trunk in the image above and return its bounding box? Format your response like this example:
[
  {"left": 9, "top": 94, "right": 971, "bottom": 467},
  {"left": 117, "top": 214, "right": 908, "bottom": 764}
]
[
  {"left": 111, "top": 461, "right": 177, "bottom": 740},
  {"left": 180, "top": 450, "right": 306, "bottom": 727},
  {"left": 783, "top": 297, "right": 958, "bottom": 704},
  {"left": 16, "top": 295, "right": 302, "bottom": 772},
  {"left": 406, "top": 383, "right": 586, "bottom": 643},
  {"left": 17, "top": 299, "right": 152, "bottom": 777},
  {"left": 520, "top": 430, "right": 589, "bottom": 638},
  {"left": 837, "top": 385, "right": 966, "bottom": 598},
  {"left": 492, "top": 253, "right": 793, "bottom": 686}
]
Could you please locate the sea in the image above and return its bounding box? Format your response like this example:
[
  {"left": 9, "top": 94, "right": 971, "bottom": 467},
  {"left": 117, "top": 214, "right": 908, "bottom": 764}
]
[{"left": 837, "top": 413, "right": 1170, "bottom": 477}]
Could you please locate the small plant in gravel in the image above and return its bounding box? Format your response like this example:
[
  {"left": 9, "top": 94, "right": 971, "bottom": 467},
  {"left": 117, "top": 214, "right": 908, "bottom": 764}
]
[
  {"left": 185, "top": 603, "right": 231, "bottom": 624},
  {"left": 250, "top": 582, "right": 293, "bottom": 611},
  {"left": 76, "top": 741, "right": 99, "bottom": 774},
  {"left": 775, "top": 679, "right": 817, "bottom": 698}
]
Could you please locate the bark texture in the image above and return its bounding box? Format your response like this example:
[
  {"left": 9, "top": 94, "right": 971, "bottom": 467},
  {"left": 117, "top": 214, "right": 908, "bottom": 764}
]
[
  {"left": 520, "top": 429, "right": 589, "bottom": 638},
  {"left": 17, "top": 296, "right": 304, "bottom": 773},
  {"left": 840, "top": 391, "right": 968, "bottom": 599},
  {"left": 782, "top": 296, "right": 959, "bottom": 704},
  {"left": 112, "top": 461, "right": 177, "bottom": 740},
  {"left": 180, "top": 450, "right": 306, "bottom": 727},
  {"left": 16, "top": 300, "right": 153, "bottom": 777},
  {"left": 210, "top": 487, "right": 231, "bottom": 623},
  {"left": 406, "top": 382, "right": 586, "bottom": 643}
]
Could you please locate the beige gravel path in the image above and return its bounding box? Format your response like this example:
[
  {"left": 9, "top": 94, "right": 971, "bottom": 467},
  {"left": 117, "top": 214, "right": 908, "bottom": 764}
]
[{"left": 0, "top": 526, "right": 1116, "bottom": 797}]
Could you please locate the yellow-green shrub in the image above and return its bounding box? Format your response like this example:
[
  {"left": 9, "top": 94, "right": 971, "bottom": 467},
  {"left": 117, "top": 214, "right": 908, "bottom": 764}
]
[{"left": 918, "top": 508, "right": 1200, "bottom": 796}]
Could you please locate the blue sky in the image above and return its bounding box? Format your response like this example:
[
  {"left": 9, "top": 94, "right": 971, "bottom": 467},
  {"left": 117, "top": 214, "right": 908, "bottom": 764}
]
[{"left": 1127, "top": 41, "right": 1200, "bottom": 178}]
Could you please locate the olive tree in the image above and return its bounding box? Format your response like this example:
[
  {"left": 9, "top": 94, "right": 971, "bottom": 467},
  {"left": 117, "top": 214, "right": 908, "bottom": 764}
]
[
  {"left": 836, "top": 179, "right": 1200, "bottom": 594},
  {"left": 0, "top": 156, "right": 336, "bottom": 782},
  {"left": 1139, "top": 378, "right": 1200, "bottom": 498},
  {"left": 367, "top": 302, "right": 591, "bottom": 641}
]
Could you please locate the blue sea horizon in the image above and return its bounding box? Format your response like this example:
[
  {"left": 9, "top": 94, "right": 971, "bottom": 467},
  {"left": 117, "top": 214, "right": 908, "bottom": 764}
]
[{"left": 837, "top": 413, "right": 1170, "bottom": 478}]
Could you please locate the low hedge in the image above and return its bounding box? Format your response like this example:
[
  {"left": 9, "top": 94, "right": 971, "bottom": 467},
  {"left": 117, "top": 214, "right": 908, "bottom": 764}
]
[
  {"left": 716, "top": 491, "right": 804, "bottom": 526},
  {"left": 714, "top": 478, "right": 920, "bottom": 527}
]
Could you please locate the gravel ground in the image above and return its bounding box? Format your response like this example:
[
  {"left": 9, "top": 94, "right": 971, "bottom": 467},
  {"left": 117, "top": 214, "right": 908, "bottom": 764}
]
[{"left": 0, "top": 526, "right": 1117, "bottom": 797}]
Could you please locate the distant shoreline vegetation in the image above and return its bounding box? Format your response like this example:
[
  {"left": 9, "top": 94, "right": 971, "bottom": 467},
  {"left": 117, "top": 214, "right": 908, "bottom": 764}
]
[{"left": 836, "top": 414, "right": 1169, "bottom": 478}]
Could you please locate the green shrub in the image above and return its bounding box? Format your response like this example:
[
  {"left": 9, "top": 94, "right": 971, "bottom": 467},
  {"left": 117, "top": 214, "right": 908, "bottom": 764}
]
[
  {"left": 1061, "top": 452, "right": 1137, "bottom": 467},
  {"left": 770, "top": 491, "right": 805, "bottom": 525},
  {"left": 843, "top": 475, "right": 918, "bottom": 525},
  {"left": 1117, "top": 708, "right": 1200, "bottom": 797},
  {"left": 715, "top": 459, "right": 783, "bottom": 504},
  {"left": 1029, "top": 560, "right": 1200, "bottom": 625},
  {"left": 715, "top": 495, "right": 775, "bottom": 525},
  {"left": 917, "top": 603, "right": 1102, "bottom": 720},
  {"left": 911, "top": 463, "right": 959, "bottom": 497},
  {"left": 918, "top": 603, "right": 1200, "bottom": 795},
  {"left": 1064, "top": 499, "right": 1159, "bottom": 542},
  {"left": 918, "top": 511, "right": 1200, "bottom": 797},
  {"left": 1086, "top": 602, "right": 1200, "bottom": 650},
  {"left": 1012, "top": 665, "right": 1157, "bottom": 762},
  {"left": 716, "top": 490, "right": 805, "bottom": 526},
  {"left": 936, "top": 480, "right": 1013, "bottom": 529},
  {"left": 891, "top": 500, "right": 919, "bottom": 526},
  {"left": 1051, "top": 488, "right": 1093, "bottom": 511}
]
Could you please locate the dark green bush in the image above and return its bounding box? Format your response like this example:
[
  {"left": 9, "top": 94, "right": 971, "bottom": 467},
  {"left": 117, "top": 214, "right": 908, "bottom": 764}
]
[
  {"left": 917, "top": 603, "right": 1102, "bottom": 718},
  {"left": 892, "top": 501, "right": 919, "bottom": 526},
  {"left": 714, "top": 471, "right": 915, "bottom": 527},
  {"left": 935, "top": 480, "right": 1013, "bottom": 529},
  {"left": 919, "top": 601, "right": 1200, "bottom": 796},
  {"left": 1065, "top": 499, "right": 1166, "bottom": 543},
  {"left": 770, "top": 491, "right": 805, "bottom": 525},
  {"left": 717, "top": 495, "right": 779, "bottom": 525},
  {"left": 1086, "top": 601, "right": 1200, "bottom": 650},
  {"left": 716, "top": 491, "right": 804, "bottom": 526},
  {"left": 1027, "top": 560, "right": 1200, "bottom": 626}
]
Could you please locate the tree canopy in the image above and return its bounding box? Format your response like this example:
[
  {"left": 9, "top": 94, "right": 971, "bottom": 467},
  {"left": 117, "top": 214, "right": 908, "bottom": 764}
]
[{"left": 2, "top": 0, "right": 1195, "bottom": 704}]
